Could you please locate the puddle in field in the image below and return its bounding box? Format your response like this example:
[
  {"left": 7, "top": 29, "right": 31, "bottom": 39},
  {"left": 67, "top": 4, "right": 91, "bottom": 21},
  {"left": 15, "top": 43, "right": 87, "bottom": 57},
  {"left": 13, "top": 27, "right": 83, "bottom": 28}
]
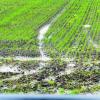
[
  {"left": 13, "top": 56, "right": 51, "bottom": 61},
  {"left": 13, "top": 56, "right": 35, "bottom": 61},
  {"left": 0, "top": 64, "right": 20, "bottom": 73}
]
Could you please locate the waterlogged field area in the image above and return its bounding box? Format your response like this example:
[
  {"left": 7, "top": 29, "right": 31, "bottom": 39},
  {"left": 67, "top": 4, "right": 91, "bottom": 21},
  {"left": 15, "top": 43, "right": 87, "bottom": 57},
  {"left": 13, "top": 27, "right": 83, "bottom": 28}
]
[{"left": 0, "top": 0, "right": 100, "bottom": 94}]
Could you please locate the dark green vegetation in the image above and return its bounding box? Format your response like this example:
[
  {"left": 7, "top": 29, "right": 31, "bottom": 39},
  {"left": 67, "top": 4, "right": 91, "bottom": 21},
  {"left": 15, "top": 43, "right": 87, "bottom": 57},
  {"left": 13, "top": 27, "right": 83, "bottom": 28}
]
[{"left": 0, "top": 0, "right": 100, "bottom": 94}]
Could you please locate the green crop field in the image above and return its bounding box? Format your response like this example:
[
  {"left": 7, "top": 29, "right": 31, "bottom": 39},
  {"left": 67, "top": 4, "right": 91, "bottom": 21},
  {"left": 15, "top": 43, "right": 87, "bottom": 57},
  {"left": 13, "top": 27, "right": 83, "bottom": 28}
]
[
  {"left": 0, "top": 0, "right": 100, "bottom": 94},
  {"left": 0, "top": 0, "right": 66, "bottom": 56}
]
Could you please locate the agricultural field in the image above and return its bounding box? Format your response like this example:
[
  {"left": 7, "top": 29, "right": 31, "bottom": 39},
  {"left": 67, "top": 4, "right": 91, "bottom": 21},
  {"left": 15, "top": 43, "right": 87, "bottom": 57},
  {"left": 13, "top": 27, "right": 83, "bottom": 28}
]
[
  {"left": 0, "top": 0, "right": 66, "bottom": 56},
  {"left": 0, "top": 0, "right": 100, "bottom": 94}
]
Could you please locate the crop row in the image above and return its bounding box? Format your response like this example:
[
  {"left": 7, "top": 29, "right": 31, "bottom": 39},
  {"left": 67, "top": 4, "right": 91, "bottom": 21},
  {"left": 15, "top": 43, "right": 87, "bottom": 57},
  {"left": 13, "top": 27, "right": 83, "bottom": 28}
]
[
  {"left": 0, "top": 0, "right": 68, "bottom": 56},
  {"left": 44, "top": 0, "right": 100, "bottom": 62}
]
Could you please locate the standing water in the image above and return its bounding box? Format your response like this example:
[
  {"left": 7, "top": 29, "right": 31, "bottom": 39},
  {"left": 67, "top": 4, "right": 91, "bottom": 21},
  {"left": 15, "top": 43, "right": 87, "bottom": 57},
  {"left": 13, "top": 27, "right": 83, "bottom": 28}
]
[
  {"left": 38, "top": 7, "right": 66, "bottom": 67},
  {"left": 38, "top": 23, "right": 51, "bottom": 61}
]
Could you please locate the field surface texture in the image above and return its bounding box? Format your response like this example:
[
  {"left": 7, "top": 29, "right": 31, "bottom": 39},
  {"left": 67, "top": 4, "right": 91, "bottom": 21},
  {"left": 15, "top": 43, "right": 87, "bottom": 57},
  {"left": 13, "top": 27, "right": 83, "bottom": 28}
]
[{"left": 0, "top": 0, "right": 100, "bottom": 94}]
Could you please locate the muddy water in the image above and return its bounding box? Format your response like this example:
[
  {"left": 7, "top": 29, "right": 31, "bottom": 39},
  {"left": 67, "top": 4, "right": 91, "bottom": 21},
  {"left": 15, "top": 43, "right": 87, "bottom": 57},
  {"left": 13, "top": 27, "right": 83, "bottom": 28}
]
[
  {"left": 38, "top": 7, "right": 66, "bottom": 67},
  {"left": 0, "top": 64, "right": 20, "bottom": 73},
  {"left": 38, "top": 23, "right": 51, "bottom": 62}
]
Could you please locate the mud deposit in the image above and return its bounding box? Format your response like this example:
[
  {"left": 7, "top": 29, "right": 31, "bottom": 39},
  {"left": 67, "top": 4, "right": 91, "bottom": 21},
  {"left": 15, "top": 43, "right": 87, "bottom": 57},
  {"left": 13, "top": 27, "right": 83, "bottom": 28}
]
[{"left": 0, "top": 59, "right": 99, "bottom": 94}]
